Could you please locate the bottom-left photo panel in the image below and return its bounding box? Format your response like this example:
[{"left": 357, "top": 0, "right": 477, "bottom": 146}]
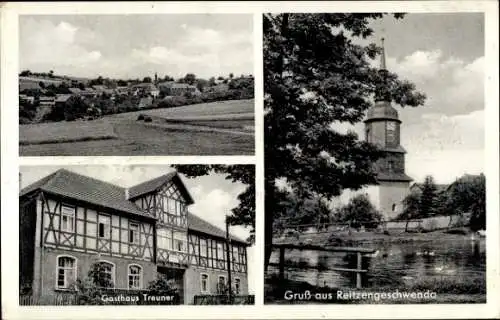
[{"left": 19, "top": 164, "right": 255, "bottom": 306}]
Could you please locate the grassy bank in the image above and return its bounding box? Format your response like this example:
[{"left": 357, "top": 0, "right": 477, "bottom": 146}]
[
  {"left": 275, "top": 228, "right": 477, "bottom": 248},
  {"left": 265, "top": 275, "right": 486, "bottom": 304}
]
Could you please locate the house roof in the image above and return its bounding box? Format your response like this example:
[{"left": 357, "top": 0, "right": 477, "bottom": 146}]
[
  {"left": 20, "top": 169, "right": 244, "bottom": 242},
  {"left": 127, "top": 172, "right": 194, "bottom": 205},
  {"left": 55, "top": 94, "right": 72, "bottom": 103},
  {"left": 20, "top": 169, "right": 151, "bottom": 219},
  {"left": 158, "top": 81, "right": 195, "bottom": 89},
  {"left": 39, "top": 96, "right": 55, "bottom": 101},
  {"left": 68, "top": 88, "right": 82, "bottom": 94},
  {"left": 187, "top": 213, "right": 247, "bottom": 244}
]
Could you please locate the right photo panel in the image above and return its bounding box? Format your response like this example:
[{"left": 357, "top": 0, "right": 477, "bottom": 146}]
[{"left": 263, "top": 13, "right": 485, "bottom": 304}]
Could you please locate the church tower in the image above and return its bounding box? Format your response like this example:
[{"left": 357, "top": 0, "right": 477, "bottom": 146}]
[{"left": 364, "top": 38, "right": 412, "bottom": 220}]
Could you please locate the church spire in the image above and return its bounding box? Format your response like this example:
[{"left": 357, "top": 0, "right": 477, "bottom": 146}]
[
  {"left": 380, "top": 37, "right": 387, "bottom": 70},
  {"left": 375, "top": 37, "right": 390, "bottom": 102}
]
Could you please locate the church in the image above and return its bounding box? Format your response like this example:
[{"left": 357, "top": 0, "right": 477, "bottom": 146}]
[{"left": 337, "top": 39, "right": 413, "bottom": 221}]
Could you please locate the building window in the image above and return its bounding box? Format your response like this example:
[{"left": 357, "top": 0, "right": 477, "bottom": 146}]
[
  {"left": 157, "top": 229, "right": 172, "bottom": 250},
  {"left": 388, "top": 160, "right": 394, "bottom": 171},
  {"left": 61, "top": 205, "right": 75, "bottom": 232},
  {"left": 98, "top": 215, "right": 111, "bottom": 238},
  {"left": 97, "top": 261, "right": 115, "bottom": 288},
  {"left": 200, "top": 274, "right": 209, "bottom": 294},
  {"left": 234, "top": 278, "right": 241, "bottom": 295},
  {"left": 200, "top": 238, "right": 208, "bottom": 257},
  {"left": 217, "top": 242, "right": 225, "bottom": 261},
  {"left": 173, "top": 231, "right": 187, "bottom": 252},
  {"left": 217, "top": 275, "right": 226, "bottom": 294},
  {"left": 128, "top": 265, "right": 142, "bottom": 289},
  {"left": 56, "top": 256, "right": 77, "bottom": 290},
  {"left": 392, "top": 203, "right": 396, "bottom": 212},
  {"left": 129, "top": 223, "right": 139, "bottom": 244}
]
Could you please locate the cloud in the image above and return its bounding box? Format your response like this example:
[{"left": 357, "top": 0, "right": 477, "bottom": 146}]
[
  {"left": 387, "top": 51, "right": 484, "bottom": 120},
  {"left": 20, "top": 16, "right": 253, "bottom": 79},
  {"left": 20, "top": 18, "right": 103, "bottom": 73},
  {"left": 129, "top": 25, "right": 253, "bottom": 78}
]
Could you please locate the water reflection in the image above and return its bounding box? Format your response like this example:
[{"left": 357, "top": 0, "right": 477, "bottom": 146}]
[{"left": 269, "top": 239, "right": 486, "bottom": 288}]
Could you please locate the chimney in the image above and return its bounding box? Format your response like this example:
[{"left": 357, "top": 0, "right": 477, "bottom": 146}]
[{"left": 125, "top": 188, "right": 129, "bottom": 200}]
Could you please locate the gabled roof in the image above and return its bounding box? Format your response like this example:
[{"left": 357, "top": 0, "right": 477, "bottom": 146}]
[
  {"left": 55, "top": 94, "right": 72, "bottom": 103},
  {"left": 20, "top": 169, "right": 246, "bottom": 242},
  {"left": 128, "top": 172, "right": 194, "bottom": 205},
  {"left": 68, "top": 88, "right": 82, "bottom": 94},
  {"left": 188, "top": 213, "right": 247, "bottom": 244},
  {"left": 158, "top": 81, "right": 195, "bottom": 89},
  {"left": 20, "top": 169, "right": 151, "bottom": 219}
]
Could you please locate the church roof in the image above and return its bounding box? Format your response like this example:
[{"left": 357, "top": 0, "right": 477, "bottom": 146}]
[
  {"left": 377, "top": 171, "right": 413, "bottom": 182},
  {"left": 364, "top": 101, "right": 400, "bottom": 123}
]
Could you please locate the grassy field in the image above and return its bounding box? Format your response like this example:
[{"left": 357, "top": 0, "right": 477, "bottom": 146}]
[
  {"left": 117, "top": 99, "right": 254, "bottom": 119},
  {"left": 19, "top": 120, "right": 117, "bottom": 145},
  {"left": 19, "top": 99, "right": 255, "bottom": 155}
]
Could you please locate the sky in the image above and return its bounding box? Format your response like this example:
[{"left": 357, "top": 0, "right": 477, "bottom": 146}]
[
  {"left": 342, "top": 13, "right": 485, "bottom": 184},
  {"left": 19, "top": 14, "right": 254, "bottom": 80}
]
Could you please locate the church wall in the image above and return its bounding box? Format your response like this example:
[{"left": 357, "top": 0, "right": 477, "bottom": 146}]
[{"left": 378, "top": 181, "right": 410, "bottom": 221}]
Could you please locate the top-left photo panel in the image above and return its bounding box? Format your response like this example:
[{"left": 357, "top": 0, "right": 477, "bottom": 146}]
[{"left": 18, "top": 14, "right": 255, "bottom": 156}]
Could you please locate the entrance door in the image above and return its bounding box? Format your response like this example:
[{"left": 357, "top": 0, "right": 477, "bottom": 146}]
[{"left": 157, "top": 266, "right": 186, "bottom": 304}]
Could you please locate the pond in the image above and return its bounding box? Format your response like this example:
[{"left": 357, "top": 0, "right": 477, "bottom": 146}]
[{"left": 268, "top": 237, "right": 486, "bottom": 289}]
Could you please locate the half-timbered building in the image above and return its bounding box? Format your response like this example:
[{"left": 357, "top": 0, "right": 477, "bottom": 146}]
[{"left": 19, "top": 169, "right": 249, "bottom": 304}]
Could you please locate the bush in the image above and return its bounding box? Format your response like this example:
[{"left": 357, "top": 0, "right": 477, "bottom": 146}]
[
  {"left": 137, "top": 114, "right": 145, "bottom": 121},
  {"left": 144, "top": 116, "right": 152, "bottom": 122}
]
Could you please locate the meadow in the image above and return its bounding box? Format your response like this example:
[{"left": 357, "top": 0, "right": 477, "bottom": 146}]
[{"left": 19, "top": 99, "right": 255, "bottom": 155}]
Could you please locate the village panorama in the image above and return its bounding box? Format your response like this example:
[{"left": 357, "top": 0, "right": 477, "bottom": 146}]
[{"left": 19, "top": 71, "right": 254, "bottom": 156}]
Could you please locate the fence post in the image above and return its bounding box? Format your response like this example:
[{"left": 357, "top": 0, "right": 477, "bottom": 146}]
[
  {"left": 356, "top": 252, "right": 362, "bottom": 289},
  {"left": 279, "top": 246, "right": 285, "bottom": 281}
]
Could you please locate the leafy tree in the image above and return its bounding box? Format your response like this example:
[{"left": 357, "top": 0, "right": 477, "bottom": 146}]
[
  {"left": 217, "top": 76, "right": 224, "bottom": 80},
  {"left": 229, "top": 73, "right": 234, "bottom": 79},
  {"left": 400, "top": 191, "right": 421, "bottom": 231},
  {"left": 143, "top": 76, "right": 152, "bottom": 83},
  {"left": 336, "top": 194, "right": 382, "bottom": 229},
  {"left": 19, "top": 70, "right": 32, "bottom": 76},
  {"left": 419, "top": 175, "right": 438, "bottom": 217},
  {"left": 171, "top": 165, "right": 255, "bottom": 243},
  {"left": 38, "top": 81, "right": 46, "bottom": 89},
  {"left": 117, "top": 79, "right": 128, "bottom": 86},
  {"left": 78, "top": 82, "right": 86, "bottom": 90},
  {"left": 447, "top": 173, "right": 486, "bottom": 231},
  {"left": 49, "top": 70, "right": 54, "bottom": 78},
  {"left": 273, "top": 192, "right": 332, "bottom": 233},
  {"left": 163, "top": 75, "right": 174, "bottom": 82},
  {"left": 184, "top": 73, "right": 197, "bottom": 85},
  {"left": 208, "top": 77, "right": 216, "bottom": 86},
  {"left": 263, "top": 13, "right": 426, "bottom": 270},
  {"left": 196, "top": 78, "right": 208, "bottom": 92}
]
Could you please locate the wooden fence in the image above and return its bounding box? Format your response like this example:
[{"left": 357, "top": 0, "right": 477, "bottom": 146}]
[{"left": 193, "top": 294, "right": 255, "bottom": 305}]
